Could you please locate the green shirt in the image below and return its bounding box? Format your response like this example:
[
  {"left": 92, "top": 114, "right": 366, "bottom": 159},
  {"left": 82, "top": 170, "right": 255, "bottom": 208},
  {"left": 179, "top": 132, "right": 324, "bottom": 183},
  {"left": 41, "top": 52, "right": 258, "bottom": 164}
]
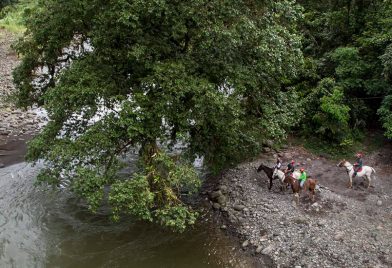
[{"left": 299, "top": 172, "right": 307, "bottom": 181}]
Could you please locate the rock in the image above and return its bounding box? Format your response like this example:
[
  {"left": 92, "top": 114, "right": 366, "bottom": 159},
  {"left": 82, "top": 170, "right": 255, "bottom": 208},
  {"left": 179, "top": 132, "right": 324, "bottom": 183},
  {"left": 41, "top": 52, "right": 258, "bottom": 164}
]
[
  {"left": 234, "top": 204, "right": 246, "bottom": 211},
  {"left": 264, "top": 140, "right": 274, "bottom": 148},
  {"left": 0, "top": 163, "right": 4, "bottom": 168},
  {"left": 334, "top": 232, "right": 344, "bottom": 241},
  {"left": 221, "top": 225, "right": 227, "bottom": 230},
  {"left": 217, "top": 195, "right": 227, "bottom": 206},
  {"left": 242, "top": 240, "right": 249, "bottom": 248},
  {"left": 261, "top": 245, "right": 274, "bottom": 255},
  {"left": 317, "top": 220, "right": 327, "bottom": 227},
  {"left": 218, "top": 185, "right": 228, "bottom": 194},
  {"left": 294, "top": 216, "right": 307, "bottom": 224},
  {"left": 256, "top": 245, "right": 263, "bottom": 253},
  {"left": 306, "top": 158, "right": 311, "bottom": 162},
  {"left": 262, "top": 147, "right": 271, "bottom": 153},
  {"left": 260, "top": 235, "right": 268, "bottom": 242},
  {"left": 377, "top": 200, "right": 382, "bottom": 206},
  {"left": 209, "top": 190, "right": 223, "bottom": 200},
  {"left": 212, "top": 203, "right": 221, "bottom": 210}
]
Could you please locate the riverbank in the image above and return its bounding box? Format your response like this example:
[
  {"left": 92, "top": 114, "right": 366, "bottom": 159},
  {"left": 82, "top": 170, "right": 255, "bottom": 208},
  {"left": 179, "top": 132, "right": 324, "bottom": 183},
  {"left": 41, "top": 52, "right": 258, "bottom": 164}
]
[
  {"left": 206, "top": 143, "right": 392, "bottom": 267},
  {"left": 0, "top": 29, "right": 46, "bottom": 167}
]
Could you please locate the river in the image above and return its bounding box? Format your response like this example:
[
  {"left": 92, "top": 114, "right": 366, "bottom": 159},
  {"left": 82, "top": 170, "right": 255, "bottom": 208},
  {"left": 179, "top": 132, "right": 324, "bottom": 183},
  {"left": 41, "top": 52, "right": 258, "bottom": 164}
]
[{"left": 0, "top": 162, "right": 254, "bottom": 268}]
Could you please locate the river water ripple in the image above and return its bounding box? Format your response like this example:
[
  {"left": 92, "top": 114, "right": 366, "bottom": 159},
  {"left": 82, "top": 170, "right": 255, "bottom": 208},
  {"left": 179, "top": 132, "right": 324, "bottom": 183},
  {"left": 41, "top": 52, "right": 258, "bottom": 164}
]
[{"left": 0, "top": 163, "right": 252, "bottom": 268}]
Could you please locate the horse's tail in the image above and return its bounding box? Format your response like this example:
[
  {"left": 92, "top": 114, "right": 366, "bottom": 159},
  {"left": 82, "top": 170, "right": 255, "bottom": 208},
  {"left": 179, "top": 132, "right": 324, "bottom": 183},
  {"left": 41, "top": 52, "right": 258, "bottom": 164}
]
[{"left": 371, "top": 168, "right": 377, "bottom": 179}]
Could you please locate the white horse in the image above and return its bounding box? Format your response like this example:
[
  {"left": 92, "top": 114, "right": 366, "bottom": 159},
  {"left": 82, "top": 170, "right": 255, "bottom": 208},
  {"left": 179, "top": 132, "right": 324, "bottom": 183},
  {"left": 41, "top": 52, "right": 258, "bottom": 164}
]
[
  {"left": 273, "top": 169, "right": 301, "bottom": 190},
  {"left": 273, "top": 169, "right": 300, "bottom": 182},
  {"left": 337, "top": 160, "right": 376, "bottom": 189}
]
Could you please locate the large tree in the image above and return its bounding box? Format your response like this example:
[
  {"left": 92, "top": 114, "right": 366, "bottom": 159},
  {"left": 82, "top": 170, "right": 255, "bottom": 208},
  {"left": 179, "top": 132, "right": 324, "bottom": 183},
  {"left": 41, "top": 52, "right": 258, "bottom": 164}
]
[{"left": 14, "top": 0, "right": 303, "bottom": 231}]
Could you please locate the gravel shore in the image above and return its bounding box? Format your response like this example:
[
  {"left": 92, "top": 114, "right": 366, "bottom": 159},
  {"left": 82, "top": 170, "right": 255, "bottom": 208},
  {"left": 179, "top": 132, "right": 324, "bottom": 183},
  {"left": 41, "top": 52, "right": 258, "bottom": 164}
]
[{"left": 207, "top": 145, "right": 392, "bottom": 267}]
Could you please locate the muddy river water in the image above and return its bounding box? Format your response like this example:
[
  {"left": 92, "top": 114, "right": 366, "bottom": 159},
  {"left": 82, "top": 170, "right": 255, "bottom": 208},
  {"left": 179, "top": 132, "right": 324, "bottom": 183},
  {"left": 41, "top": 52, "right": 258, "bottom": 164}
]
[{"left": 0, "top": 162, "right": 253, "bottom": 268}]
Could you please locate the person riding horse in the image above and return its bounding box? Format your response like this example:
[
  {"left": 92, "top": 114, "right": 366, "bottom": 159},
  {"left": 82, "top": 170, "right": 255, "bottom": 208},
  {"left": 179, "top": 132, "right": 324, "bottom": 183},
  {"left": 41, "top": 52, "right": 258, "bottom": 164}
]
[
  {"left": 353, "top": 152, "right": 363, "bottom": 178},
  {"left": 274, "top": 157, "right": 282, "bottom": 170},
  {"left": 285, "top": 160, "right": 295, "bottom": 175},
  {"left": 299, "top": 168, "right": 307, "bottom": 188}
]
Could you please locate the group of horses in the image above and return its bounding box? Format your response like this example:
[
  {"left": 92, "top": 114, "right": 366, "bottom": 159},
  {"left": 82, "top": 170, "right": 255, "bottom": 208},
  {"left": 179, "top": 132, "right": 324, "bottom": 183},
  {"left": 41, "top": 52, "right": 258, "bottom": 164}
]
[
  {"left": 256, "top": 164, "right": 318, "bottom": 204},
  {"left": 257, "top": 159, "right": 377, "bottom": 205}
]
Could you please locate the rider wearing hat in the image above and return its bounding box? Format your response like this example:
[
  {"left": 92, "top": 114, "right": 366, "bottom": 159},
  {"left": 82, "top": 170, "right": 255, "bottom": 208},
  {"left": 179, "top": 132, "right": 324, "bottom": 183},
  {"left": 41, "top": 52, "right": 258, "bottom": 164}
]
[
  {"left": 299, "top": 168, "right": 307, "bottom": 188},
  {"left": 353, "top": 152, "right": 363, "bottom": 178},
  {"left": 285, "top": 160, "right": 295, "bottom": 175}
]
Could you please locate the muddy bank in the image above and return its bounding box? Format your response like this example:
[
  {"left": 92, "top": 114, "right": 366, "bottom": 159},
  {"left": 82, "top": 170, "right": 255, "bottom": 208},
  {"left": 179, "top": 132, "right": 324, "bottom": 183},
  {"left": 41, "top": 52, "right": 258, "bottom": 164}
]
[{"left": 206, "top": 144, "right": 392, "bottom": 267}]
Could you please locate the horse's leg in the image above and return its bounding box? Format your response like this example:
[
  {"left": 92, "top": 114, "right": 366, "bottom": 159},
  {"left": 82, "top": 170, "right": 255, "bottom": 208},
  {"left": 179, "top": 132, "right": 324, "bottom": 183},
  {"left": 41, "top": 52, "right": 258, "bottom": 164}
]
[
  {"left": 295, "top": 193, "right": 299, "bottom": 205},
  {"left": 348, "top": 175, "right": 353, "bottom": 188},
  {"left": 367, "top": 174, "right": 371, "bottom": 189}
]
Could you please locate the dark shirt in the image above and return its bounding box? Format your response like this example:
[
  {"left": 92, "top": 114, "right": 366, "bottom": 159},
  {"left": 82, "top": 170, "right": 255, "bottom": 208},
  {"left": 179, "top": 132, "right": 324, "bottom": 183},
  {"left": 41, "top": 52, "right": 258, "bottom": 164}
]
[
  {"left": 287, "top": 163, "right": 295, "bottom": 173},
  {"left": 355, "top": 158, "right": 363, "bottom": 168}
]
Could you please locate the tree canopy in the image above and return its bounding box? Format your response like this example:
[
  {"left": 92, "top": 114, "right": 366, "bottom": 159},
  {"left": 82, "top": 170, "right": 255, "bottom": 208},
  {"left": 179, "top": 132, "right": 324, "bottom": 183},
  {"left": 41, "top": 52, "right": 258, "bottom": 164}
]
[
  {"left": 297, "top": 0, "right": 392, "bottom": 145},
  {"left": 14, "top": 0, "right": 303, "bottom": 231}
]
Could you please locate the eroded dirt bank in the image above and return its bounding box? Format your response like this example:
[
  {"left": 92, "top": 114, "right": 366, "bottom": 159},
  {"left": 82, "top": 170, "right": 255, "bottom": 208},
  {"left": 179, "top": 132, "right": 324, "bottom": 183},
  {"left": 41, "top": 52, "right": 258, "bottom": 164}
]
[{"left": 206, "top": 144, "right": 392, "bottom": 267}]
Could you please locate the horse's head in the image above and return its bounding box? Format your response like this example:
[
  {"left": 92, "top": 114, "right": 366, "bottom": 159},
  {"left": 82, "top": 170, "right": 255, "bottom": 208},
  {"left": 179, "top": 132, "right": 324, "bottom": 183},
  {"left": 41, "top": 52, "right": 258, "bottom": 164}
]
[{"left": 337, "top": 159, "right": 346, "bottom": 167}]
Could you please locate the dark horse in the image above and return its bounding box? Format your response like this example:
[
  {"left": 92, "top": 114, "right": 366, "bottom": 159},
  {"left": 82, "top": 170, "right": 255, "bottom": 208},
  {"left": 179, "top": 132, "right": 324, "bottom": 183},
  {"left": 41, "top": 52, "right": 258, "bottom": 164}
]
[{"left": 257, "top": 163, "right": 276, "bottom": 190}]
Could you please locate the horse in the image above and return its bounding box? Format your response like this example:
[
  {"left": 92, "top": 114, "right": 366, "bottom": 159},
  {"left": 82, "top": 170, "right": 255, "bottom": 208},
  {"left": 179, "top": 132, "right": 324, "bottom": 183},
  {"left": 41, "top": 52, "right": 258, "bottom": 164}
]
[
  {"left": 283, "top": 175, "right": 318, "bottom": 205},
  {"left": 256, "top": 163, "right": 276, "bottom": 190},
  {"left": 337, "top": 160, "right": 376, "bottom": 189},
  {"left": 272, "top": 168, "right": 301, "bottom": 190}
]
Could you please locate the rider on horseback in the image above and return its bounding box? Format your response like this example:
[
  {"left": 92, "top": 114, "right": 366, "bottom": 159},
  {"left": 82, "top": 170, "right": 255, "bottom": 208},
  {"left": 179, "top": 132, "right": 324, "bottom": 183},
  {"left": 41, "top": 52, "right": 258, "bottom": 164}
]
[
  {"left": 299, "top": 168, "right": 307, "bottom": 188},
  {"left": 274, "top": 157, "right": 282, "bottom": 170},
  {"left": 353, "top": 152, "right": 363, "bottom": 178},
  {"left": 285, "top": 160, "right": 295, "bottom": 175}
]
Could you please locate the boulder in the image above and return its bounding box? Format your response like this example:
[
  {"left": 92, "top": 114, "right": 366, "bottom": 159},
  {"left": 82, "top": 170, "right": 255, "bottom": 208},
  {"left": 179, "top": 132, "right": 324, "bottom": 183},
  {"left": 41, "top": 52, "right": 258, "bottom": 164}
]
[
  {"left": 218, "top": 185, "right": 228, "bottom": 194},
  {"left": 234, "top": 204, "right": 246, "bottom": 211},
  {"left": 264, "top": 140, "right": 274, "bottom": 148},
  {"left": 212, "top": 203, "right": 221, "bottom": 210},
  {"left": 209, "top": 190, "right": 223, "bottom": 200},
  {"left": 217, "top": 195, "right": 227, "bottom": 206},
  {"left": 261, "top": 245, "right": 274, "bottom": 255}
]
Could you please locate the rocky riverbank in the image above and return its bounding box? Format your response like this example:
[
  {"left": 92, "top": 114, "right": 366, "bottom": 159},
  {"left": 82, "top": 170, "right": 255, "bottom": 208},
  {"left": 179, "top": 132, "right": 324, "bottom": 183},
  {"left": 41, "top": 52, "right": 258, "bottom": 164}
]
[
  {"left": 0, "top": 29, "right": 46, "bottom": 167},
  {"left": 206, "top": 145, "right": 392, "bottom": 267}
]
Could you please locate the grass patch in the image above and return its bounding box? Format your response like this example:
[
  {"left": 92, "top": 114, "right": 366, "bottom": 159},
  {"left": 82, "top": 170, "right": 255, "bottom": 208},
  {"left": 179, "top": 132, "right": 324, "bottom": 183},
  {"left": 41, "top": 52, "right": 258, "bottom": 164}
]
[{"left": 0, "top": 0, "right": 37, "bottom": 33}]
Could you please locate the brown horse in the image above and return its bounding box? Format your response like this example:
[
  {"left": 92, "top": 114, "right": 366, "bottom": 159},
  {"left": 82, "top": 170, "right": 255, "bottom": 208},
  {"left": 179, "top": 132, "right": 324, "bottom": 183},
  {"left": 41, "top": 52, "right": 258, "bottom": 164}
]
[{"left": 283, "top": 176, "right": 318, "bottom": 204}]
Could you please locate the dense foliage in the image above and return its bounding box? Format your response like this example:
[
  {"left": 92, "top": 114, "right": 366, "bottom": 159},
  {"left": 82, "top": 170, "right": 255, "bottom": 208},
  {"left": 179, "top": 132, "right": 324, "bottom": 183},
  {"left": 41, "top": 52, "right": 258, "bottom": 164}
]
[
  {"left": 297, "top": 0, "right": 392, "bottom": 144},
  {"left": 13, "top": 0, "right": 303, "bottom": 230}
]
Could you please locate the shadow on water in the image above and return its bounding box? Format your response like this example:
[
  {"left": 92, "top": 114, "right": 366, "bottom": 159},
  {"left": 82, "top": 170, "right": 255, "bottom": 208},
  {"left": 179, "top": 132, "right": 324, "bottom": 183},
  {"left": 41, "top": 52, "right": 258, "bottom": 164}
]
[{"left": 0, "top": 163, "right": 253, "bottom": 268}]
